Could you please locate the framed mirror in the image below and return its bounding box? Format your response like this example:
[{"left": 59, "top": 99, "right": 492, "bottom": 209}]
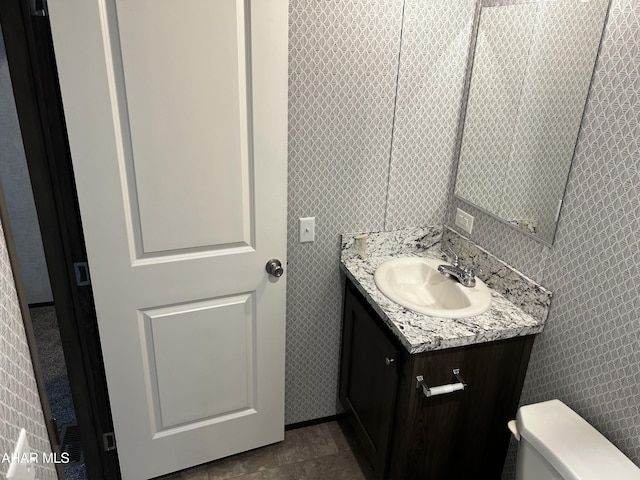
[{"left": 453, "top": 0, "right": 611, "bottom": 245}]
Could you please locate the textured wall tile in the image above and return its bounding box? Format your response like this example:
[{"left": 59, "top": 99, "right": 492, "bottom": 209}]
[
  {"left": 287, "top": 0, "right": 404, "bottom": 424},
  {"left": 0, "top": 218, "right": 56, "bottom": 479},
  {"left": 385, "top": 0, "right": 476, "bottom": 230}
]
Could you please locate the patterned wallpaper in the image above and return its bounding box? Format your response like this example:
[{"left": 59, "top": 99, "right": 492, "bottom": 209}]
[
  {"left": 447, "top": 0, "right": 640, "bottom": 475},
  {"left": 0, "top": 29, "right": 52, "bottom": 305},
  {"left": 287, "top": 0, "right": 403, "bottom": 424},
  {"left": 286, "top": 0, "right": 476, "bottom": 424},
  {"left": 0, "top": 216, "right": 56, "bottom": 479}
]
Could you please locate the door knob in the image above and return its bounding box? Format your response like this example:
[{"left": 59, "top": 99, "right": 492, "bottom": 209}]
[{"left": 265, "top": 259, "right": 284, "bottom": 278}]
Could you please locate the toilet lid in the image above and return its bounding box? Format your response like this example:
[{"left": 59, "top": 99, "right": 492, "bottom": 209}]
[{"left": 517, "top": 400, "right": 640, "bottom": 480}]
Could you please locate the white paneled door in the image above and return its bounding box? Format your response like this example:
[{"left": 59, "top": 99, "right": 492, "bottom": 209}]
[{"left": 47, "top": 1, "right": 287, "bottom": 478}]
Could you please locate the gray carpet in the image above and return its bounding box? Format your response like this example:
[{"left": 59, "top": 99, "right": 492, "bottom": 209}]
[{"left": 30, "top": 305, "right": 87, "bottom": 480}]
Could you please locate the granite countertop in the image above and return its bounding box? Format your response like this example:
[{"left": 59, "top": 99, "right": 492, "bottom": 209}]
[{"left": 340, "top": 226, "right": 550, "bottom": 354}]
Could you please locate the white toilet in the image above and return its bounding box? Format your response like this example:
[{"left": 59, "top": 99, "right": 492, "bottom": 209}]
[{"left": 509, "top": 399, "right": 640, "bottom": 480}]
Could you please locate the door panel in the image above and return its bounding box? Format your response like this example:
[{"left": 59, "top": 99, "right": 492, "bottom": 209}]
[
  {"left": 115, "top": 0, "right": 252, "bottom": 254},
  {"left": 47, "top": 0, "right": 288, "bottom": 478},
  {"left": 140, "top": 294, "right": 256, "bottom": 432}
]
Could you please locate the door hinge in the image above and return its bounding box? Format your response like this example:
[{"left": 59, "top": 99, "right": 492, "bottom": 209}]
[
  {"left": 30, "top": 0, "right": 48, "bottom": 16},
  {"left": 73, "top": 262, "right": 91, "bottom": 286},
  {"left": 103, "top": 432, "right": 117, "bottom": 452}
]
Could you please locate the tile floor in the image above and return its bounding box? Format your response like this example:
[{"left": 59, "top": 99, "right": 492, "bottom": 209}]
[{"left": 156, "top": 419, "right": 375, "bottom": 480}]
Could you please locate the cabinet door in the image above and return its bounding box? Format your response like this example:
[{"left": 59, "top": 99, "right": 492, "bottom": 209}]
[
  {"left": 340, "top": 284, "right": 400, "bottom": 478},
  {"left": 391, "top": 336, "right": 534, "bottom": 480}
]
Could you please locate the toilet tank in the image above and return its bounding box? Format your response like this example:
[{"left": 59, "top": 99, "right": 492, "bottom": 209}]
[{"left": 513, "top": 399, "right": 640, "bottom": 480}]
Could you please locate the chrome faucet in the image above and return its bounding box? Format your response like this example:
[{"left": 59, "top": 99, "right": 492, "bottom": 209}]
[{"left": 439, "top": 248, "right": 476, "bottom": 288}]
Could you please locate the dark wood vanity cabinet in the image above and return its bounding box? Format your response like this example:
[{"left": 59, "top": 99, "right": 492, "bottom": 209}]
[{"left": 339, "top": 280, "right": 535, "bottom": 480}]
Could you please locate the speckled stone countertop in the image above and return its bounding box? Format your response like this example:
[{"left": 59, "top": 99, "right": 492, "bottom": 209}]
[{"left": 340, "top": 226, "right": 551, "bottom": 354}]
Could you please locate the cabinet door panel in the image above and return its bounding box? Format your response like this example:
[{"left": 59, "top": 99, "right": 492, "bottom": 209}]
[
  {"left": 453, "top": 337, "right": 533, "bottom": 478},
  {"left": 394, "top": 336, "right": 534, "bottom": 480},
  {"left": 340, "top": 285, "right": 399, "bottom": 478},
  {"left": 397, "top": 348, "right": 467, "bottom": 479}
]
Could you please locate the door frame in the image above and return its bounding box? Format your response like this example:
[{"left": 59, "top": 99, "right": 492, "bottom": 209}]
[{"left": 0, "top": 2, "right": 120, "bottom": 478}]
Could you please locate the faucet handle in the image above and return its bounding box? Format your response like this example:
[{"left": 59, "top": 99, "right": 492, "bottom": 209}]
[
  {"left": 462, "top": 265, "right": 475, "bottom": 278},
  {"left": 444, "top": 247, "right": 459, "bottom": 267}
]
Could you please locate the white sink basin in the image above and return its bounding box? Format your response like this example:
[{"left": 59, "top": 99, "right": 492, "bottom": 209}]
[{"left": 373, "top": 257, "right": 492, "bottom": 318}]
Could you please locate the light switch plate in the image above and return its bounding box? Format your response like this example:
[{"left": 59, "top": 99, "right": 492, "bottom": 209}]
[
  {"left": 299, "top": 217, "right": 315, "bottom": 243},
  {"left": 455, "top": 208, "right": 474, "bottom": 234}
]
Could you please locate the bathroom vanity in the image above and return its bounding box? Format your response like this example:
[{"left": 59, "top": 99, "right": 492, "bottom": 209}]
[{"left": 339, "top": 226, "right": 551, "bottom": 480}]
